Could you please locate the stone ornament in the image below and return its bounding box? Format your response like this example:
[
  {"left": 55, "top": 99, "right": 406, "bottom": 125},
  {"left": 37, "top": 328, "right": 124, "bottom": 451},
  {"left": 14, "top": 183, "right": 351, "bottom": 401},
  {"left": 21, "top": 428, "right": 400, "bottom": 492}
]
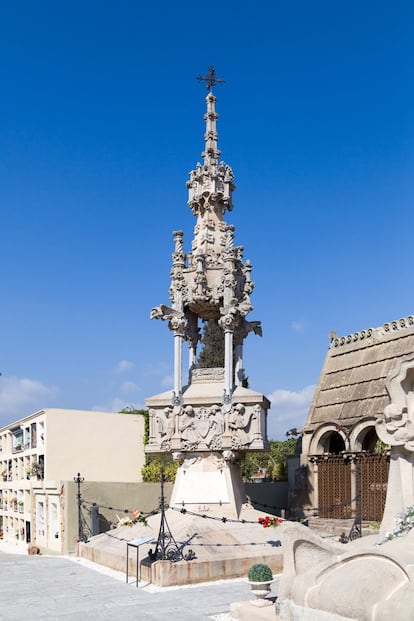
[
  {"left": 376, "top": 354, "right": 414, "bottom": 451},
  {"left": 277, "top": 521, "right": 414, "bottom": 621},
  {"left": 330, "top": 314, "right": 414, "bottom": 349},
  {"left": 149, "top": 87, "right": 263, "bottom": 399},
  {"left": 147, "top": 402, "right": 264, "bottom": 453}
]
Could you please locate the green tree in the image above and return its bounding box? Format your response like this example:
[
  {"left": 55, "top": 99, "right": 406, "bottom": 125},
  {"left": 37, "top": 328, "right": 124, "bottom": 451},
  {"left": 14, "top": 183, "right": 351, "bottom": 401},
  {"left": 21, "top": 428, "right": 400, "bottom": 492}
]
[
  {"left": 240, "top": 438, "right": 297, "bottom": 482},
  {"left": 141, "top": 455, "right": 178, "bottom": 482},
  {"left": 198, "top": 319, "right": 225, "bottom": 368},
  {"left": 119, "top": 407, "right": 178, "bottom": 482}
]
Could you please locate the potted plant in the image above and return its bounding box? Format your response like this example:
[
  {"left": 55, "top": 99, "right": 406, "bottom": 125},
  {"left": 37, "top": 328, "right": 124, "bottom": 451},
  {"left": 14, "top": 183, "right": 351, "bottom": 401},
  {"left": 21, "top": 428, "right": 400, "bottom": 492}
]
[
  {"left": 30, "top": 461, "right": 43, "bottom": 480},
  {"left": 247, "top": 563, "right": 274, "bottom": 607}
]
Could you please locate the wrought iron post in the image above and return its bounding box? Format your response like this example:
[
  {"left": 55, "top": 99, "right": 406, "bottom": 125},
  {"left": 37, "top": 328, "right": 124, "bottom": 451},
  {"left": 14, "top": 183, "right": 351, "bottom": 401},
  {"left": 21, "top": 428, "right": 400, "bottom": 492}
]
[
  {"left": 73, "top": 472, "right": 88, "bottom": 543},
  {"left": 148, "top": 469, "right": 195, "bottom": 562},
  {"left": 339, "top": 456, "right": 362, "bottom": 543}
]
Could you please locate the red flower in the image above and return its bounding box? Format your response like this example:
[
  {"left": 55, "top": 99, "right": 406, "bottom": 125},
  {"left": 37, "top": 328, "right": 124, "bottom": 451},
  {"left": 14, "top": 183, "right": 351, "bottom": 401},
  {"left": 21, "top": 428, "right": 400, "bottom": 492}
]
[{"left": 258, "top": 515, "right": 282, "bottom": 528}]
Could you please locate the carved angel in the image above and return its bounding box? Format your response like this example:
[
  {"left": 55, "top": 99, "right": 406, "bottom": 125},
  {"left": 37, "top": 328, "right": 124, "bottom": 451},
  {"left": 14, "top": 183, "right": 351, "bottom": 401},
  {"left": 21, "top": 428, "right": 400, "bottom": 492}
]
[{"left": 228, "top": 403, "right": 253, "bottom": 447}]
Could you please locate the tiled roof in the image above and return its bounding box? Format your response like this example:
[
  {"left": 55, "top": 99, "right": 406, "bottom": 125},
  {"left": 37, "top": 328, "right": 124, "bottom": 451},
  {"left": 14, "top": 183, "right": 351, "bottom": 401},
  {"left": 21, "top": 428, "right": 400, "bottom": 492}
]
[{"left": 304, "top": 315, "right": 414, "bottom": 431}]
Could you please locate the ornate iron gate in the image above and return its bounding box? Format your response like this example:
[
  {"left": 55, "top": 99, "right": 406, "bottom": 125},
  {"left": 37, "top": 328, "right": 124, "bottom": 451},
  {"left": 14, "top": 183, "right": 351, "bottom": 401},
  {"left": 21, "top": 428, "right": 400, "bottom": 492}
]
[
  {"left": 317, "top": 454, "right": 389, "bottom": 521},
  {"left": 318, "top": 456, "right": 352, "bottom": 519},
  {"left": 360, "top": 454, "right": 389, "bottom": 521}
]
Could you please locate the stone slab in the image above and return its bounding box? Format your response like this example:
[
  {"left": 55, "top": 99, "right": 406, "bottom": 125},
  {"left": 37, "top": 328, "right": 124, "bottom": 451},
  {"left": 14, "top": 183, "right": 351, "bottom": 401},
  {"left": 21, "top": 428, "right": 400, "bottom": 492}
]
[
  {"left": 78, "top": 505, "right": 284, "bottom": 586},
  {"left": 230, "top": 599, "right": 281, "bottom": 621}
]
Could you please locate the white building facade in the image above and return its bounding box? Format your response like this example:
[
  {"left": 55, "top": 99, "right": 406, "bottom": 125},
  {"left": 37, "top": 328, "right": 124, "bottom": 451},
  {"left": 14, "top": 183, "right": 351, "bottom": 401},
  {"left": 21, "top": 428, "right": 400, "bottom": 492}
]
[{"left": 0, "top": 408, "right": 145, "bottom": 553}]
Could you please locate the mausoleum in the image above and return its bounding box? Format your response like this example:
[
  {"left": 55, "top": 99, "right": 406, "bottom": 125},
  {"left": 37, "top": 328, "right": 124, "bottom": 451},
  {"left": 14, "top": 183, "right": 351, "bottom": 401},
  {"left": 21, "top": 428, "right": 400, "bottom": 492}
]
[{"left": 297, "top": 314, "right": 414, "bottom": 524}]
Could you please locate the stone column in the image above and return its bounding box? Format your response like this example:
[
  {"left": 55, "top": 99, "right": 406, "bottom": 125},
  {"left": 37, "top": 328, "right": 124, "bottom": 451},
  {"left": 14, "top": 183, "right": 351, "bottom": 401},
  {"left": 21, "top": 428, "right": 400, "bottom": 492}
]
[
  {"left": 309, "top": 457, "right": 319, "bottom": 514},
  {"left": 350, "top": 455, "right": 357, "bottom": 518},
  {"left": 224, "top": 329, "right": 233, "bottom": 399},
  {"left": 170, "top": 315, "right": 186, "bottom": 403},
  {"left": 174, "top": 333, "right": 183, "bottom": 400}
]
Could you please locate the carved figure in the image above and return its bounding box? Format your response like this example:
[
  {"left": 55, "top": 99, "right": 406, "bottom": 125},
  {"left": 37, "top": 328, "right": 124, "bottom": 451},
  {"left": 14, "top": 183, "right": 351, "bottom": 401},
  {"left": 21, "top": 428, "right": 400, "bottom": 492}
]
[
  {"left": 155, "top": 406, "right": 175, "bottom": 449},
  {"left": 204, "top": 405, "right": 224, "bottom": 449},
  {"left": 150, "top": 304, "right": 176, "bottom": 321},
  {"left": 228, "top": 403, "right": 253, "bottom": 447},
  {"left": 179, "top": 406, "right": 198, "bottom": 449}
]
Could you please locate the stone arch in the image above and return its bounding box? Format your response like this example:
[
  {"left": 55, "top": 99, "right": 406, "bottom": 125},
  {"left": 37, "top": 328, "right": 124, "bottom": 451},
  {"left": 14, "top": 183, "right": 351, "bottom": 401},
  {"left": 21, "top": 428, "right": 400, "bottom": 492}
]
[
  {"left": 349, "top": 417, "right": 378, "bottom": 452},
  {"left": 309, "top": 424, "right": 347, "bottom": 455}
]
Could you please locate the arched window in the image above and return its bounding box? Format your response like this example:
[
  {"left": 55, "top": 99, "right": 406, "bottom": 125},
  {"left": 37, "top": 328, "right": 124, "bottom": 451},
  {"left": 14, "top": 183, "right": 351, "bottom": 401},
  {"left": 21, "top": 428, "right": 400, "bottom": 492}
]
[
  {"left": 361, "top": 427, "right": 378, "bottom": 452},
  {"left": 328, "top": 432, "right": 345, "bottom": 454},
  {"left": 318, "top": 430, "right": 345, "bottom": 454}
]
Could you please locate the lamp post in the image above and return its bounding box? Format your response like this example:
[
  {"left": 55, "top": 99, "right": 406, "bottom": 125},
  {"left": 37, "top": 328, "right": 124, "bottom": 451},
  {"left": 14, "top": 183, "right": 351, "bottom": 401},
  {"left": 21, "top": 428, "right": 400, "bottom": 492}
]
[
  {"left": 148, "top": 469, "right": 195, "bottom": 562},
  {"left": 73, "top": 472, "right": 87, "bottom": 543}
]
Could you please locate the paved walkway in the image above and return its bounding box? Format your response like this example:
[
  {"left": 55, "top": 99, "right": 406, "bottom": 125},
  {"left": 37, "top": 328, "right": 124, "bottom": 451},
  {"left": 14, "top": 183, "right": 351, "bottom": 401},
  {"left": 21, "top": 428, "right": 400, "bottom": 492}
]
[{"left": 0, "top": 549, "right": 280, "bottom": 620}]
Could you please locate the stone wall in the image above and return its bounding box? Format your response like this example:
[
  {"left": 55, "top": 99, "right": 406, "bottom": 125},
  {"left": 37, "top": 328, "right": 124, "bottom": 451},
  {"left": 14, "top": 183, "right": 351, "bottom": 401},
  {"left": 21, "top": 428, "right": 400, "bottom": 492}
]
[{"left": 244, "top": 481, "right": 289, "bottom": 515}]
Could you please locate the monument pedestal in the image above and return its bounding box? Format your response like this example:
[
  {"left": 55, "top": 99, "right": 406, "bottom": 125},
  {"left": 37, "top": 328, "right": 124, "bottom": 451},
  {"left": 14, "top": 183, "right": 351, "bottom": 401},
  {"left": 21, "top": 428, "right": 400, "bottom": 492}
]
[
  {"left": 146, "top": 376, "right": 270, "bottom": 519},
  {"left": 170, "top": 451, "right": 247, "bottom": 519}
]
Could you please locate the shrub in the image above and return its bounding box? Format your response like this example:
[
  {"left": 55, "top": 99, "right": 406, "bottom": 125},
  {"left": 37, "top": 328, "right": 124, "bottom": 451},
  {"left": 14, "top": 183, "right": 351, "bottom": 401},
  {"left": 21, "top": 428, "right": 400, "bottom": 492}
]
[{"left": 247, "top": 563, "right": 273, "bottom": 582}]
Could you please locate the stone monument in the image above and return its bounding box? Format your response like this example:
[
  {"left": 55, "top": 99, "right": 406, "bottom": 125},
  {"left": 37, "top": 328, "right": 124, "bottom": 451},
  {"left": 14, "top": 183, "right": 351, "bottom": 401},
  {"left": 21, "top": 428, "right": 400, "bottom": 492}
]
[
  {"left": 146, "top": 66, "right": 270, "bottom": 519},
  {"left": 78, "top": 70, "right": 284, "bottom": 587}
]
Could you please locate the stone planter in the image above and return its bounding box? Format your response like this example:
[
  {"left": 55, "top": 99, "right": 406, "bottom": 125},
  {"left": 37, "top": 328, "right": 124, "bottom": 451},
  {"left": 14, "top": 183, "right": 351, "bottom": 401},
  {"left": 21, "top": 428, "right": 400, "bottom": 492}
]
[{"left": 248, "top": 580, "right": 273, "bottom": 607}]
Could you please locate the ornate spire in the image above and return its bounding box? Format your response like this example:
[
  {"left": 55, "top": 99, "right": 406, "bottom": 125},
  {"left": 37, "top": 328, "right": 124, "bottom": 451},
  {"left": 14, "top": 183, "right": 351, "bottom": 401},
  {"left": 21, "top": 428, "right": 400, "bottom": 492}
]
[
  {"left": 202, "top": 92, "right": 221, "bottom": 165},
  {"left": 151, "top": 70, "right": 263, "bottom": 400},
  {"left": 186, "top": 69, "right": 235, "bottom": 258}
]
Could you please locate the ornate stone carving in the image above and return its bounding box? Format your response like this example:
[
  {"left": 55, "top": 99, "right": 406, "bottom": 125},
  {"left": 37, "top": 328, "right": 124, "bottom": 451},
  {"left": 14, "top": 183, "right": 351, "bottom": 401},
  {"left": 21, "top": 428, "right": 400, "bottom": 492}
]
[
  {"left": 191, "top": 368, "right": 225, "bottom": 383},
  {"left": 150, "top": 304, "right": 187, "bottom": 336},
  {"left": 218, "top": 305, "right": 238, "bottom": 332},
  {"left": 330, "top": 314, "right": 414, "bottom": 349},
  {"left": 384, "top": 315, "right": 414, "bottom": 332},
  {"left": 146, "top": 400, "right": 264, "bottom": 454},
  {"left": 178, "top": 406, "right": 198, "bottom": 450},
  {"left": 155, "top": 406, "right": 176, "bottom": 450},
  {"left": 146, "top": 83, "right": 269, "bottom": 465},
  {"left": 228, "top": 403, "right": 254, "bottom": 448},
  {"left": 222, "top": 450, "right": 236, "bottom": 462},
  {"left": 376, "top": 355, "right": 414, "bottom": 451}
]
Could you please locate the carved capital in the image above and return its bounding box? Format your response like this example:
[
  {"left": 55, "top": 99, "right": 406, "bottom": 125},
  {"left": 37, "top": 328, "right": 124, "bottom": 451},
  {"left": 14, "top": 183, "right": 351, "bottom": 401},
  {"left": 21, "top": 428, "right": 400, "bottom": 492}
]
[{"left": 218, "top": 305, "right": 238, "bottom": 332}]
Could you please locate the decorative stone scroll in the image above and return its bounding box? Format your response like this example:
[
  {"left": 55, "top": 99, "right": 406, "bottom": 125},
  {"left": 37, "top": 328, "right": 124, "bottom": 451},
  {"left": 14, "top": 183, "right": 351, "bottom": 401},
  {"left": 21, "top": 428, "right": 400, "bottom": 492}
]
[
  {"left": 330, "top": 314, "right": 414, "bottom": 349},
  {"left": 146, "top": 401, "right": 266, "bottom": 454}
]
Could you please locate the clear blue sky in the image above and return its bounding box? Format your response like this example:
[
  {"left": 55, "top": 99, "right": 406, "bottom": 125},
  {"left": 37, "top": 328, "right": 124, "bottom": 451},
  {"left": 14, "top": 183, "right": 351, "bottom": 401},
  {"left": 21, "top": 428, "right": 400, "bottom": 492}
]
[{"left": 0, "top": 2, "right": 412, "bottom": 438}]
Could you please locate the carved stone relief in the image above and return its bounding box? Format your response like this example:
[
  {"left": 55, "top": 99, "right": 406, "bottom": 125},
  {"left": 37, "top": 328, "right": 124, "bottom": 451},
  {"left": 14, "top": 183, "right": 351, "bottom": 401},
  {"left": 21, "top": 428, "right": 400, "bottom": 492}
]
[{"left": 147, "top": 402, "right": 265, "bottom": 454}]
